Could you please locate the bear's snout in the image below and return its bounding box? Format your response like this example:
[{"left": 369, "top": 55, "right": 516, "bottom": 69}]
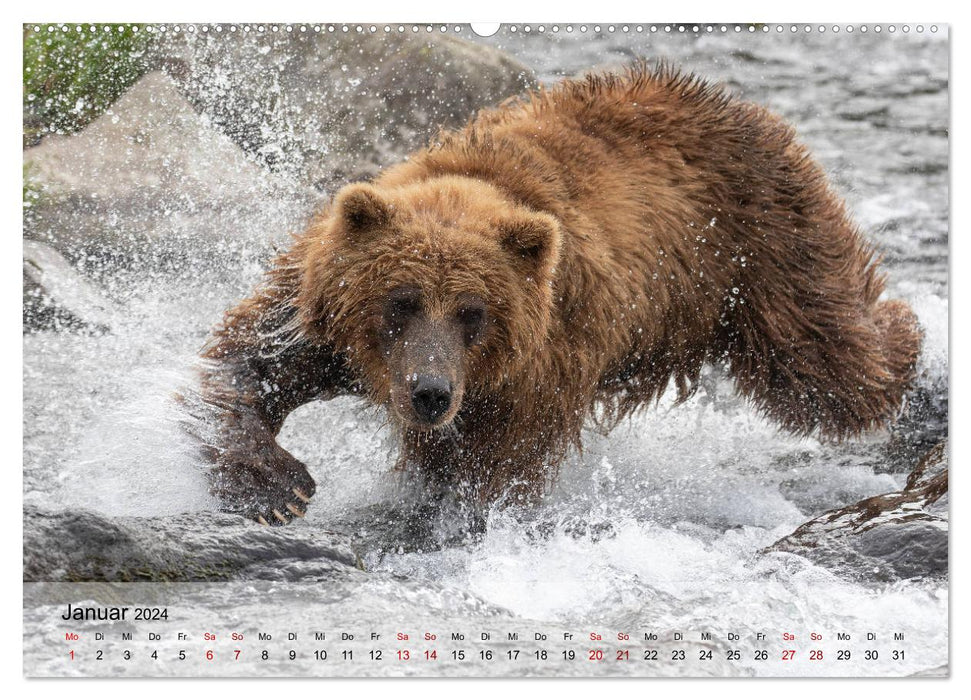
[{"left": 411, "top": 375, "right": 453, "bottom": 424}]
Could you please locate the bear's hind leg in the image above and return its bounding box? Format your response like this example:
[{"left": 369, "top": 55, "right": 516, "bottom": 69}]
[{"left": 725, "top": 293, "right": 921, "bottom": 440}]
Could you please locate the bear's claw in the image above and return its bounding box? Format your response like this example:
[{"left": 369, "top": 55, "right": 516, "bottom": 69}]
[{"left": 292, "top": 487, "right": 311, "bottom": 503}]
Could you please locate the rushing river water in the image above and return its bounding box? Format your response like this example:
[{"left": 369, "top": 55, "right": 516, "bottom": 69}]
[{"left": 23, "top": 26, "right": 948, "bottom": 677}]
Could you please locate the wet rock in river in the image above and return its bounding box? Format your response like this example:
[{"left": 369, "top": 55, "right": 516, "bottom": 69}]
[
  {"left": 23, "top": 504, "right": 361, "bottom": 583},
  {"left": 154, "top": 29, "right": 537, "bottom": 191},
  {"left": 23, "top": 240, "right": 117, "bottom": 333},
  {"left": 765, "top": 441, "right": 947, "bottom": 582},
  {"left": 22, "top": 71, "right": 314, "bottom": 265}
]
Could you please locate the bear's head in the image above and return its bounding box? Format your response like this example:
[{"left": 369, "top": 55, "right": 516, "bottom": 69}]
[{"left": 299, "top": 176, "right": 562, "bottom": 430}]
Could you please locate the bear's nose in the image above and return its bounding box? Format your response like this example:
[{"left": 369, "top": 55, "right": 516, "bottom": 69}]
[{"left": 411, "top": 375, "right": 452, "bottom": 424}]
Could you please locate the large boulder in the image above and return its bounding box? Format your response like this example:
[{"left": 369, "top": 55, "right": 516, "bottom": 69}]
[
  {"left": 765, "top": 441, "right": 948, "bottom": 582},
  {"left": 23, "top": 240, "right": 118, "bottom": 332},
  {"left": 22, "top": 71, "right": 315, "bottom": 264},
  {"left": 154, "top": 28, "right": 537, "bottom": 191},
  {"left": 23, "top": 504, "right": 361, "bottom": 582}
]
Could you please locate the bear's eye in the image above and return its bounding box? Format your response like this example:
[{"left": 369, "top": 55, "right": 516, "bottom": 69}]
[
  {"left": 388, "top": 296, "right": 420, "bottom": 319},
  {"left": 457, "top": 304, "right": 487, "bottom": 345},
  {"left": 384, "top": 288, "right": 421, "bottom": 338}
]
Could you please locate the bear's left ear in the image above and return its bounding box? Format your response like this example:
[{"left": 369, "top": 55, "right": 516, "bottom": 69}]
[
  {"left": 498, "top": 212, "right": 562, "bottom": 281},
  {"left": 334, "top": 183, "right": 394, "bottom": 242}
]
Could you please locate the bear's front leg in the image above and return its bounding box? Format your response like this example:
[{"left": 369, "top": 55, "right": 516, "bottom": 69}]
[
  {"left": 204, "top": 406, "right": 315, "bottom": 525},
  {"left": 196, "top": 258, "right": 357, "bottom": 525}
]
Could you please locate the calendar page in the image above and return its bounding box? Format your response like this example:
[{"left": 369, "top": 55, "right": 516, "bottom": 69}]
[{"left": 22, "top": 22, "right": 949, "bottom": 678}]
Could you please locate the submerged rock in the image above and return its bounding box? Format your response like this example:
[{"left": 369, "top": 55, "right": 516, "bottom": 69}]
[
  {"left": 765, "top": 441, "right": 947, "bottom": 582},
  {"left": 155, "top": 29, "right": 536, "bottom": 191},
  {"left": 22, "top": 71, "right": 314, "bottom": 265},
  {"left": 23, "top": 504, "right": 361, "bottom": 582},
  {"left": 23, "top": 240, "right": 118, "bottom": 333}
]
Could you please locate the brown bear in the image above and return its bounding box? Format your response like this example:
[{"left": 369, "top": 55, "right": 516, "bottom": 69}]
[{"left": 197, "top": 63, "right": 921, "bottom": 525}]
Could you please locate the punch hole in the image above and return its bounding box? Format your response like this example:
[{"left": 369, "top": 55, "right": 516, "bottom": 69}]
[{"left": 475, "top": 24, "right": 492, "bottom": 33}]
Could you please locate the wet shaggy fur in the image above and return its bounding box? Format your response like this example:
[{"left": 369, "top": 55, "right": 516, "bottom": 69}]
[{"left": 199, "top": 63, "right": 922, "bottom": 524}]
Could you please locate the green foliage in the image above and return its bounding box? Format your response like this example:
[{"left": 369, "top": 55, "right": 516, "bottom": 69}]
[
  {"left": 23, "top": 162, "right": 41, "bottom": 209},
  {"left": 23, "top": 24, "right": 153, "bottom": 137}
]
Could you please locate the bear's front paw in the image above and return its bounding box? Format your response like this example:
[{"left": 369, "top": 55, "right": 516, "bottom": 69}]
[{"left": 209, "top": 436, "right": 317, "bottom": 526}]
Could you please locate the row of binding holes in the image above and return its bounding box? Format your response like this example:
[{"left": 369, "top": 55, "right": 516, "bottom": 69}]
[{"left": 30, "top": 24, "right": 941, "bottom": 35}]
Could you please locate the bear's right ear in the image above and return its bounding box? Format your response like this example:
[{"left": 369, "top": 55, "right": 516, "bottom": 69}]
[
  {"left": 497, "top": 211, "right": 562, "bottom": 281},
  {"left": 334, "top": 183, "right": 393, "bottom": 242}
]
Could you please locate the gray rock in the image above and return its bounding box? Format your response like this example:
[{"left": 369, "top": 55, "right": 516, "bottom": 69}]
[
  {"left": 23, "top": 240, "right": 118, "bottom": 332},
  {"left": 23, "top": 71, "right": 315, "bottom": 264},
  {"left": 765, "top": 441, "right": 948, "bottom": 582},
  {"left": 154, "top": 28, "right": 537, "bottom": 191},
  {"left": 23, "top": 504, "right": 361, "bottom": 582}
]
